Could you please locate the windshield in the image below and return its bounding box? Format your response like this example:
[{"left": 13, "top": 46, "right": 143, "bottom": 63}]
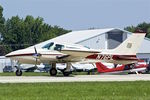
[
  {"left": 42, "top": 42, "right": 64, "bottom": 51},
  {"left": 42, "top": 42, "right": 54, "bottom": 50}
]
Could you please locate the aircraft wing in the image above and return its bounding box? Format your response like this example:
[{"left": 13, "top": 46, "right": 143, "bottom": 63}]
[
  {"left": 56, "top": 54, "right": 70, "bottom": 59},
  {"left": 58, "top": 49, "right": 101, "bottom": 62}
]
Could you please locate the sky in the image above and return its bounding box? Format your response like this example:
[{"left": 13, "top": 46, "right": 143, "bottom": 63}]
[{"left": 0, "top": 0, "right": 150, "bottom": 30}]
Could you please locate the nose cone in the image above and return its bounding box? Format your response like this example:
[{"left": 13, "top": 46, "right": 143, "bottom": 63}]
[
  {"left": 5, "top": 49, "right": 30, "bottom": 58},
  {"left": 5, "top": 50, "right": 19, "bottom": 58},
  {"left": 5, "top": 53, "right": 10, "bottom": 57},
  {"left": 5, "top": 48, "right": 37, "bottom": 58},
  {"left": 5, "top": 48, "right": 46, "bottom": 58}
]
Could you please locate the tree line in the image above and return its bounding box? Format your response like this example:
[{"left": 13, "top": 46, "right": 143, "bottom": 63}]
[
  {"left": 124, "top": 22, "right": 150, "bottom": 37},
  {"left": 0, "top": 5, "right": 71, "bottom": 55}
]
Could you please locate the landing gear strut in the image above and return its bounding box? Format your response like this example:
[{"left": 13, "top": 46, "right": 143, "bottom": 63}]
[
  {"left": 63, "top": 62, "right": 71, "bottom": 76},
  {"left": 62, "top": 68, "right": 71, "bottom": 76},
  {"left": 49, "top": 63, "right": 57, "bottom": 76},
  {"left": 49, "top": 62, "right": 72, "bottom": 76}
]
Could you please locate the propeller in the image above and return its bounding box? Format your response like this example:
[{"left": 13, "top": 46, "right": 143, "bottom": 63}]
[{"left": 33, "top": 46, "right": 41, "bottom": 66}]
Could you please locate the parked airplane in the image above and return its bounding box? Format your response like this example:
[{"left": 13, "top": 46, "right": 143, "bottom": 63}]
[
  {"left": 96, "top": 61, "right": 149, "bottom": 74},
  {"left": 17, "top": 63, "right": 46, "bottom": 72},
  {"left": 5, "top": 33, "right": 146, "bottom": 76},
  {"left": 57, "top": 63, "right": 96, "bottom": 75},
  {"left": 71, "top": 63, "right": 97, "bottom": 74}
]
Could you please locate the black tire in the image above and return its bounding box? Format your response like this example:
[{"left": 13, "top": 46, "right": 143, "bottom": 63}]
[
  {"left": 87, "top": 71, "right": 90, "bottom": 75},
  {"left": 63, "top": 72, "right": 70, "bottom": 76},
  {"left": 50, "top": 68, "right": 57, "bottom": 76},
  {"left": 16, "top": 70, "right": 22, "bottom": 76}
]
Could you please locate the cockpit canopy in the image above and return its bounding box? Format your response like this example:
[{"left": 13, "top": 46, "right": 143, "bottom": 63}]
[
  {"left": 42, "top": 42, "right": 91, "bottom": 51},
  {"left": 42, "top": 42, "right": 64, "bottom": 51}
]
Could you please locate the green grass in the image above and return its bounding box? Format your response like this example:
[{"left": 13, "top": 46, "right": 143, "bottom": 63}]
[
  {"left": 0, "top": 72, "right": 94, "bottom": 76},
  {"left": 0, "top": 81, "right": 150, "bottom": 100},
  {"left": 0, "top": 72, "right": 49, "bottom": 76}
]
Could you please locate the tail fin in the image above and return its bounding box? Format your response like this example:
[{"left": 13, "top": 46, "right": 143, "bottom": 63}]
[
  {"left": 96, "top": 62, "right": 109, "bottom": 72},
  {"left": 110, "top": 33, "right": 146, "bottom": 55}
]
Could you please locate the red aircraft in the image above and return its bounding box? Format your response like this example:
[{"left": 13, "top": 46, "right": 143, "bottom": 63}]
[{"left": 96, "top": 61, "right": 149, "bottom": 74}]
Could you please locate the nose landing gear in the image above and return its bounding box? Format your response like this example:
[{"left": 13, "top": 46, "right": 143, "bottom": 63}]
[
  {"left": 16, "top": 69, "right": 22, "bottom": 76},
  {"left": 15, "top": 63, "right": 23, "bottom": 76}
]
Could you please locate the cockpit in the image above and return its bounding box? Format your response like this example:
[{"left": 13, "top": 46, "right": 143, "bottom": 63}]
[
  {"left": 42, "top": 42, "right": 64, "bottom": 51},
  {"left": 42, "top": 42, "right": 91, "bottom": 52}
]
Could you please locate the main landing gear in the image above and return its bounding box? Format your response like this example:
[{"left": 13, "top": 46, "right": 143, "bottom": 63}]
[
  {"left": 62, "top": 62, "right": 71, "bottom": 76},
  {"left": 62, "top": 70, "right": 71, "bottom": 76},
  {"left": 49, "top": 63, "right": 57, "bottom": 76},
  {"left": 49, "top": 62, "right": 72, "bottom": 76}
]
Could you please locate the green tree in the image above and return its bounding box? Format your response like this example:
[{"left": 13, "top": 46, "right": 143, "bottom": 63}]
[
  {"left": 0, "top": 5, "right": 5, "bottom": 27},
  {"left": 146, "top": 28, "right": 150, "bottom": 38},
  {"left": 124, "top": 26, "right": 136, "bottom": 33},
  {"left": 3, "top": 16, "right": 26, "bottom": 50},
  {"left": 0, "top": 5, "right": 6, "bottom": 55},
  {"left": 0, "top": 5, "right": 71, "bottom": 55},
  {"left": 1, "top": 15, "right": 70, "bottom": 54},
  {"left": 124, "top": 22, "right": 150, "bottom": 38}
]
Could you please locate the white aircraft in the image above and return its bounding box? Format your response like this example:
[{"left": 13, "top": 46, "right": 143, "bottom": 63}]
[
  {"left": 5, "top": 33, "right": 146, "bottom": 76},
  {"left": 56, "top": 63, "right": 96, "bottom": 75}
]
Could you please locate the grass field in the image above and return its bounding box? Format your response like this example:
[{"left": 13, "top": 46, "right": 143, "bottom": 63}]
[
  {"left": 0, "top": 72, "right": 91, "bottom": 76},
  {"left": 0, "top": 81, "right": 150, "bottom": 100},
  {"left": 0, "top": 72, "right": 49, "bottom": 76}
]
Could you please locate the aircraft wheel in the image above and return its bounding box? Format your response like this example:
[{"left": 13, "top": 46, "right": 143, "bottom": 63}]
[
  {"left": 50, "top": 68, "right": 57, "bottom": 76},
  {"left": 16, "top": 70, "right": 22, "bottom": 76},
  {"left": 87, "top": 71, "right": 90, "bottom": 75},
  {"left": 63, "top": 72, "right": 70, "bottom": 76}
]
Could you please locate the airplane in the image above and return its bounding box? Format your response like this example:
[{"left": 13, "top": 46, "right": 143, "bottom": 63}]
[
  {"left": 71, "top": 63, "right": 97, "bottom": 74},
  {"left": 95, "top": 61, "right": 149, "bottom": 74},
  {"left": 56, "top": 63, "right": 96, "bottom": 75},
  {"left": 5, "top": 32, "right": 146, "bottom": 76},
  {"left": 16, "top": 63, "right": 46, "bottom": 72}
]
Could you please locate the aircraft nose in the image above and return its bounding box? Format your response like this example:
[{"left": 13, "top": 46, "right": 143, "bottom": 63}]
[
  {"left": 5, "top": 49, "right": 25, "bottom": 58},
  {"left": 5, "top": 48, "right": 35, "bottom": 58},
  {"left": 5, "top": 51, "right": 17, "bottom": 58}
]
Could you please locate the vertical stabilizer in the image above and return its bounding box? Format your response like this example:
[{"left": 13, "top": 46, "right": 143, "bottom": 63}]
[{"left": 110, "top": 33, "right": 146, "bottom": 55}]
